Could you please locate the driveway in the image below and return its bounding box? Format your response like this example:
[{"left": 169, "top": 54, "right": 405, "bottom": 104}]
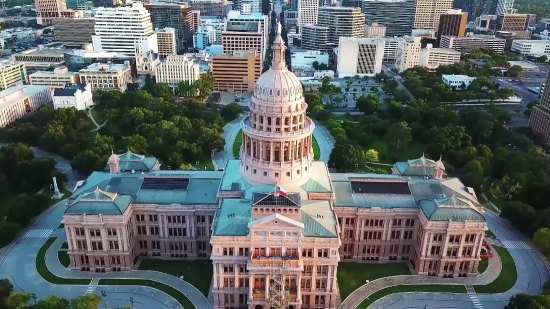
[{"left": 368, "top": 211, "right": 550, "bottom": 309}]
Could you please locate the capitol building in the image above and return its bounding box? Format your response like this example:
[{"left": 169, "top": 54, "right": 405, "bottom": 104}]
[{"left": 62, "top": 25, "right": 488, "bottom": 309}]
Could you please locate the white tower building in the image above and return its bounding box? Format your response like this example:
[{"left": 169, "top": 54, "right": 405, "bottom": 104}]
[
  {"left": 239, "top": 23, "right": 315, "bottom": 187},
  {"left": 297, "top": 0, "right": 319, "bottom": 29},
  {"left": 92, "top": 3, "right": 158, "bottom": 57}
]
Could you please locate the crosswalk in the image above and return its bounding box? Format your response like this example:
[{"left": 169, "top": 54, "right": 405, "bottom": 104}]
[
  {"left": 85, "top": 286, "right": 96, "bottom": 294},
  {"left": 22, "top": 229, "right": 62, "bottom": 238},
  {"left": 501, "top": 240, "right": 532, "bottom": 250},
  {"left": 468, "top": 293, "right": 484, "bottom": 309}
]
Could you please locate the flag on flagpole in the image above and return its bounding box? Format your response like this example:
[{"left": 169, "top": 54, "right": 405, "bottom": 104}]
[{"left": 276, "top": 186, "right": 288, "bottom": 197}]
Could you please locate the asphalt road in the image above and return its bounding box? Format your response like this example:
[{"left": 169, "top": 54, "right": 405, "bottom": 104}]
[
  {"left": 369, "top": 211, "right": 550, "bottom": 309},
  {"left": 491, "top": 77, "right": 540, "bottom": 107}
]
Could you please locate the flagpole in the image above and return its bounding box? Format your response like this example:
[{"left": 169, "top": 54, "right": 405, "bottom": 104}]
[{"left": 274, "top": 181, "right": 279, "bottom": 197}]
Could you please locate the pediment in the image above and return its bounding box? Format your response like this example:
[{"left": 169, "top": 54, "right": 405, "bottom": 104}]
[{"left": 247, "top": 213, "right": 304, "bottom": 229}]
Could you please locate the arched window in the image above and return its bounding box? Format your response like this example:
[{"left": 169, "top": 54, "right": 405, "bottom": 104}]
[
  {"left": 284, "top": 117, "right": 289, "bottom": 125},
  {"left": 274, "top": 146, "right": 280, "bottom": 162},
  {"left": 275, "top": 117, "right": 281, "bottom": 125},
  {"left": 267, "top": 117, "right": 272, "bottom": 125}
]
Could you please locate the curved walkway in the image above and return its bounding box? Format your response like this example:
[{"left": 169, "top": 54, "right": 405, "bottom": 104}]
[
  {"left": 213, "top": 115, "right": 335, "bottom": 169},
  {"left": 87, "top": 107, "right": 108, "bottom": 132},
  {"left": 0, "top": 201, "right": 211, "bottom": 309},
  {"left": 355, "top": 210, "right": 550, "bottom": 309},
  {"left": 340, "top": 246, "right": 502, "bottom": 309}
]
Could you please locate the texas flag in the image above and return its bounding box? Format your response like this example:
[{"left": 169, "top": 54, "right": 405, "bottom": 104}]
[{"left": 276, "top": 186, "right": 288, "bottom": 197}]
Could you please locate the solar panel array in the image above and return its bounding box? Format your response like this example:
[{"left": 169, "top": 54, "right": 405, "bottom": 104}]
[
  {"left": 141, "top": 177, "right": 190, "bottom": 190},
  {"left": 351, "top": 182, "right": 411, "bottom": 195}
]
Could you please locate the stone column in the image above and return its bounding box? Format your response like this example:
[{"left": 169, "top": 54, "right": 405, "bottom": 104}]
[
  {"left": 212, "top": 263, "right": 219, "bottom": 289},
  {"left": 234, "top": 264, "right": 239, "bottom": 287},
  {"left": 117, "top": 228, "right": 122, "bottom": 252},
  {"left": 85, "top": 229, "right": 92, "bottom": 252},
  {"left": 421, "top": 233, "right": 429, "bottom": 257},
  {"left": 70, "top": 227, "right": 77, "bottom": 250},
  {"left": 458, "top": 235, "right": 466, "bottom": 258},
  {"left": 441, "top": 235, "right": 450, "bottom": 258},
  {"left": 331, "top": 265, "right": 337, "bottom": 292},
  {"left": 297, "top": 274, "right": 301, "bottom": 300},
  {"left": 249, "top": 275, "right": 253, "bottom": 299},
  {"left": 122, "top": 227, "right": 129, "bottom": 252},
  {"left": 186, "top": 216, "right": 190, "bottom": 238},
  {"left": 265, "top": 275, "right": 270, "bottom": 295}
]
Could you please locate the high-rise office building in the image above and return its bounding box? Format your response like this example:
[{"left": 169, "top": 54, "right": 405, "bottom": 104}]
[
  {"left": 222, "top": 21, "right": 264, "bottom": 70},
  {"left": 34, "top": 0, "right": 82, "bottom": 25},
  {"left": 365, "top": 23, "right": 387, "bottom": 38},
  {"left": 361, "top": 0, "right": 415, "bottom": 37},
  {"left": 440, "top": 35, "right": 506, "bottom": 53},
  {"left": 156, "top": 28, "right": 177, "bottom": 58},
  {"left": 211, "top": 51, "right": 261, "bottom": 92},
  {"left": 437, "top": 9, "right": 468, "bottom": 46},
  {"left": 0, "top": 61, "right": 27, "bottom": 89},
  {"left": 300, "top": 25, "right": 331, "bottom": 52},
  {"left": 143, "top": 2, "right": 192, "bottom": 52},
  {"left": 335, "top": 37, "right": 385, "bottom": 77},
  {"left": 414, "top": 0, "right": 454, "bottom": 30},
  {"left": 297, "top": 0, "right": 318, "bottom": 29},
  {"left": 92, "top": 3, "right": 157, "bottom": 57},
  {"left": 497, "top": 13, "right": 536, "bottom": 32},
  {"left": 318, "top": 7, "right": 365, "bottom": 46},
  {"left": 396, "top": 36, "right": 422, "bottom": 72},
  {"left": 188, "top": 0, "right": 225, "bottom": 17},
  {"left": 52, "top": 17, "right": 95, "bottom": 44},
  {"left": 530, "top": 72, "right": 550, "bottom": 146},
  {"left": 226, "top": 11, "right": 269, "bottom": 63}
]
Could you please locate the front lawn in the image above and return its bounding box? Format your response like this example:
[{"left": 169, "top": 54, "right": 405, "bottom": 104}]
[
  {"left": 312, "top": 135, "right": 320, "bottom": 160},
  {"left": 58, "top": 250, "right": 70, "bottom": 268},
  {"left": 138, "top": 259, "right": 213, "bottom": 297},
  {"left": 36, "top": 238, "right": 90, "bottom": 285},
  {"left": 98, "top": 279, "right": 195, "bottom": 309},
  {"left": 233, "top": 130, "right": 243, "bottom": 158},
  {"left": 478, "top": 258, "right": 489, "bottom": 274},
  {"left": 358, "top": 284, "right": 467, "bottom": 308},
  {"left": 337, "top": 262, "right": 411, "bottom": 302},
  {"left": 474, "top": 246, "right": 516, "bottom": 293},
  {"left": 194, "top": 156, "right": 215, "bottom": 171}
]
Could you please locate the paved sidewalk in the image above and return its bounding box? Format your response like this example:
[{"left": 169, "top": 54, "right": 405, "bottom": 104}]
[
  {"left": 46, "top": 234, "right": 211, "bottom": 309},
  {"left": 339, "top": 250, "right": 502, "bottom": 309}
]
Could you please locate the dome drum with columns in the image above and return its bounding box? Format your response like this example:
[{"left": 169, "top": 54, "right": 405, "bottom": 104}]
[{"left": 239, "top": 23, "right": 315, "bottom": 186}]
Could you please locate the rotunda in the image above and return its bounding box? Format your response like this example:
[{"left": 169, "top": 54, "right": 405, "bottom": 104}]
[{"left": 239, "top": 23, "right": 315, "bottom": 186}]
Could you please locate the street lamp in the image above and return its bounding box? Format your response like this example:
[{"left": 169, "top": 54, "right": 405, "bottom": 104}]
[
  {"left": 31, "top": 293, "right": 37, "bottom": 305},
  {"left": 129, "top": 297, "right": 134, "bottom": 308},
  {"left": 100, "top": 291, "right": 107, "bottom": 309}
]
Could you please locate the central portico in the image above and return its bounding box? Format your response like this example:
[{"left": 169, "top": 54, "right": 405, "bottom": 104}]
[{"left": 239, "top": 24, "right": 315, "bottom": 187}]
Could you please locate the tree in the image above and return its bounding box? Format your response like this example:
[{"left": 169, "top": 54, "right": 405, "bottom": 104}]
[
  {"left": 493, "top": 175, "right": 522, "bottom": 200},
  {"left": 5, "top": 292, "right": 31, "bottom": 309},
  {"left": 152, "top": 83, "right": 174, "bottom": 102},
  {"left": 71, "top": 294, "right": 101, "bottom": 309},
  {"left": 142, "top": 74, "right": 155, "bottom": 93},
  {"left": 220, "top": 103, "right": 243, "bottom": 122},
  {"left": 177, "top": 81, "right": 196, "bottom": 97},
  {"left": 0, "top": 279, "right": 13, "bottom": 299},
  {"left": 0, "top": 221, "right": 20, "bottom": 247},
  {"left": 509, "top": 65, "right": 523, "bottom": 77},
  {"left": 384, "top": 121, "right": 412, "bottom": 149},
  {"left": 355, "top": 94, "right": 381, "bottom": 115},
  {"left": 539, "top": 55, "right": 548, "bottom": 63},
  {"left": 423, "top": 125, "right": 471, "bottom": 157},
  {"left": 311, "top": 61, "right": 319, "bottom": 70},
  {"left": 363, "top": 149, "right": 379, "bottom": 162},
  {"left": 501, "top": 202, "right": 536, "bottom": 235},
  {"left": 533, "top": 228, "right": 550, "bottom": 256},
  {"left": 37, "top": 295, "right": 70, "bottom": 309},
  {"left": 318, "top": 63, "right": 328, "bottom": 70},
  {"left": 504, "top": 293, "right": 550, "bottom": 309},
  {"left": 328, "top": 143, "right": 364, "bottom": 171},
  {"left": 320, "top": 76, "right": 334, "bottom": 94},
  {"left": 194, "top": 74, "right": 215, "bottom": 101}
]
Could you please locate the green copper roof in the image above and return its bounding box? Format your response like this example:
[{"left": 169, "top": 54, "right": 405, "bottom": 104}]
[
  {"left": 104, "top": 151, "right": 159, "bottom": 172},
  {"left": 394, "top": 155, "right": 439, "bottom": 177},
  {"left": 66, "top": 188, "right": 132, "bottom": 215},
  {"left": 300, "top": 200, "right": 338, "bottom": 237},
  {"left": 213, "top": 199, "right": 252, "bottom": 236},
  {"left": 419, "top": 196, "right": 484, "bottom": 222}
]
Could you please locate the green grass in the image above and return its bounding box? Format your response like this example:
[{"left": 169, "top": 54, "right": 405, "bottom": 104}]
[
  {"left": 137, "top": 259, "right": 213, "bottom": 297},
  {"left": 357, "top": 284, "right": 466, "bottom": 308},
  {"left": 98, "top": 279, "right": 195, "bottom": 309},
  {"left": 312, "top": 135, "right": 320, "bottom": 160},
  {"left": 58, "top": 223, "right": 64, "bottom": 228},
  {"left": 337, "top": 262, "right": 411, "bottom": 301},
  {"left": 36, "top": 238, "right": 90, "bottom": 285},
  {"left": 60, "top": 242, "right": 68, "bottom": 249},
  {"left": 474, "top": 246, "right": 517, "bottom": 293},
  {"left": 58, "top": 250, "right": 70, "bottom": 268},
  {"left": 195, "top": 156, "right": 215, "bottom": 171},
  {"left": 38, "top": 187, "right": 71, "bottom": 208},
  {"left": 478, "top": 258, "right": 489, "bottom": 274},
  {"left": 485, "top": 230, "right": 496, "bottom": 238},
  {"left": 233, "top": 129, "right": 243, "bottom": 158},
  {"left": 91, "top": 107, "right": 107, "bottom": 125}
]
